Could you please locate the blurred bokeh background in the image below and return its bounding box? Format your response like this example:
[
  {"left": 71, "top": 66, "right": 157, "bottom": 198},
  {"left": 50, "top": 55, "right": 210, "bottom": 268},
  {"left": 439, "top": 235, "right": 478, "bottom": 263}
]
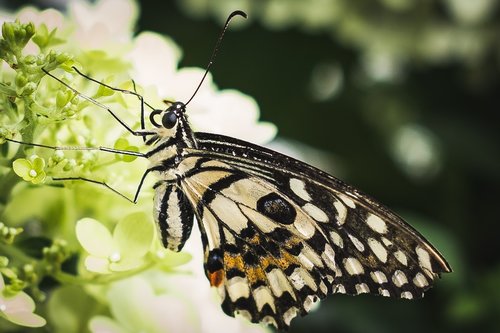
[{"left": 2, "top": 0, "right": 499, "bottom": 332}]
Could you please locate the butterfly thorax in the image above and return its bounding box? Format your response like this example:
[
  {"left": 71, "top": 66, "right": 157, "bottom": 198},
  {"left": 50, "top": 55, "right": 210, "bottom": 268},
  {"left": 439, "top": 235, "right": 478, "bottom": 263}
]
[{"left": 146, "top": 104, "right": 197, "bottom": 179}]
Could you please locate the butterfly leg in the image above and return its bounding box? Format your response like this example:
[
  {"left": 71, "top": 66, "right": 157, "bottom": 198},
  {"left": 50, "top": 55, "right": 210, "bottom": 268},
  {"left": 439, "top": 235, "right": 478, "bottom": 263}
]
[
  {"left": 52, "top": 166, "right": 153, "bottom": 203},
  {"left": 4, "top": 138, "right": 146, "bottom": 158},
  {"left": 52, "top": 176, "right": 135, "bottom": 203},
  {"left": 71, "top": 66, "right": 155, "bottom": 139},
  {"left": 4, "top": 138, "right": 151, "bottom": 201},
  {"left": 42, "top": 68, "right": 155, "bottom": 137}
]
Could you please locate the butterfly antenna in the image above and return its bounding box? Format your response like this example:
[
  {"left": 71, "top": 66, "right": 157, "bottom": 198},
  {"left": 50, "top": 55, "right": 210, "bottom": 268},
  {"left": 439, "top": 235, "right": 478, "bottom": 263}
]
[{"left": 184, "top": 10, "right": 247, "bottom": 106}]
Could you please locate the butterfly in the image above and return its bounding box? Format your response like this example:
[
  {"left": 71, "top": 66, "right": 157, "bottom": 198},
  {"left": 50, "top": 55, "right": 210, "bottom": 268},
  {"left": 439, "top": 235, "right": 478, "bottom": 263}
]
[{"left": 4, "top": 10, "right": 451, "bottom": 331}]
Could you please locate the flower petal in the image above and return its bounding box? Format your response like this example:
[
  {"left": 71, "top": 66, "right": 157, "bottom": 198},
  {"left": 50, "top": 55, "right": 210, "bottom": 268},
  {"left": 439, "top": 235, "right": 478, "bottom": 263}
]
[
  {"left": 31, "top": 171, "right": 46, "bottom": 184},
  {"left": 109, "top": 257, "right": 144, "bottom": 272},
  {"left": 84, "top": 256, "right": 111, "bottom": 274},
  {"left": 3, "top": 311, "right": 46, "bottom": 327},
  {"left": 89, "top": 315, "right": 125, "bottom": 333},
  {"left": 2, "top": 292, "right": 35, "bottom": 312},
  {"left": 76, "top": 218, "right": 114, "bottom": 257},
  {"left": 12, "top": 159, "right": 32, "bottom": 180},
  {"left": 106, "top": 277, "right": 155, "bottom": 331},
  {"left": 129, "top": 31, "right": 181, "bottom": 90},
  {"left": 113, "top": 212, "right": 153, "bottom": 259},
  {"left": 31, "top": 156, "right": 45, "bottom": 171}
]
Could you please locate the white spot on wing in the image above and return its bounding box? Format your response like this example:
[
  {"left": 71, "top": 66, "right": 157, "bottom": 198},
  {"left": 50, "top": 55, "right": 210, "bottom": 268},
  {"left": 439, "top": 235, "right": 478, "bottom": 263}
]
[
  {"left": 392, "top": 270, "right": 408, "bottom": 287},
  {"left": 348, "top": 234, "right": 365, "bottom": 252},
  {"left": 321, "top": 244, "right": 336, "bottom": 270},
  {"left": 319, "top": 281, "right": 328, "bottom": 294},
  {"left": 227, "top": 276, "right": 250, "bottom": 301},
  {"left": 297, "top": 252, "right": 314, "bottom": 271},
  {"left": 262, "top": 316, "right": 277, "bottom": 327},
  {"left": 333, "top": 199, "right": 347, "bottom": 225},
  {"left": 381, "top": 237, "right": 393, "bottom": 247},
  {"left": 367, "top": 238, "right": 388, "bottom": 263},
  {"left": 303, "top": 295, "right": 319, "bottom": 313},
  {"left": 267, "top": 269, "right": 296, "bottom": 299},
  {"left": 303, "top": 203, "right": 329, "bottom": 223},
  {"left": 343, "top": 257, "right": 364, "bottom": 275},
  {"left": 416, "top": 246, "right": 433, "bottom": 275},
  {"left": 334, "top": 284, "right": 346, "bottom": 294},
  {"left": 379, "top": 288, "right": 390, "bottom": 297},
  {"left": 290, "top": 267, "right": 317, "bottom": 291},
  {"left": 394, "top": 250, "right": 408, "bottom": 266},
  {"left": 290, "top": 178, "right": 312, "bottom": 201},
  {"left": 283, "top": 307, "right": 298, "bottom": 326},
  {"left": 355, "top": 283, "right": 370, "bottom": 294},
  {"left": 338, "top": 193, "right": 356, "bottom": 208},
  {"left": 370, "top": 271, "right": 388, "bottom": 284},
  {"left": 401, "top": 291, "right": 413, "bottom": 299},
  {"left": 330, "top": 231, "right": 344, "bottom": 248},
  {"left": 293, "top": 216, "right": 316, "bottom": 239},
  {"left": 253, "top": 286, "right": 276, "bottom": 312},
  {"left": 210, "top": 195, "right": 248, "bottom": 233},
  {"left": 300, "top": 244, "right": 324, "bottom": 268},
  {"left": 413, "top": 272, "right": 429, "bottom": 288},
  {"left": 239, "top": 205, "right": 277, "bottom": 233},
  {"left": 223, "top": 228, "right": 236, "bottom": 244},
  {"left": 223, "top": 178, "right": 272, "bottom": 208},
  {"left": 366, "top": 213, "right": 388, "bottom": 234}
]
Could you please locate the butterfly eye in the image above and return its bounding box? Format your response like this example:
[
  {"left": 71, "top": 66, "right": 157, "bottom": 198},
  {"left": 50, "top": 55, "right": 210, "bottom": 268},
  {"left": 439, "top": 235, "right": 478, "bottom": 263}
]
[{"left": 162, "top": 111, "right": 178, "bottom": 129}]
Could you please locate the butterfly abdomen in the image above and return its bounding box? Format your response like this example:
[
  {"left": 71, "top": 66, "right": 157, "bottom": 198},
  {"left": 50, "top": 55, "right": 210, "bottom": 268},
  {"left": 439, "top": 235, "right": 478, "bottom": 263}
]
[{"left": 153, "top": 183, "right": 194, "bottom": 251}]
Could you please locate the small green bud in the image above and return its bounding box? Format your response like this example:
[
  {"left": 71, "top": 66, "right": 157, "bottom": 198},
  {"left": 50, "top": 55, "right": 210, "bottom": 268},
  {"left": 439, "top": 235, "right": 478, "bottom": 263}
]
[
  {"left": 0, "top": 222, "right": 22, "bottom": 244},
  {"left": 56, "top": 52, "right": 72, "bottom": 64},
  {"left": 17, "top": 81, "right": 37, "bottom": 96},
  {"left": 15, "top": 72, "right": 28, "bottom": 87},
  {"left": 56, "top": 90, "right": 72, "bottom": 108},
  {"left": 0, "top": 256, "right": 9, "bottom": 267},
  {"left": 22, "top": 54, "right": 37, "bottom": 65},
  {"left": 2, "top": 22, "right": 16, "bottom": 44},
  {"left": 32, "top": 23, "right": 48, "bottom": 49}
]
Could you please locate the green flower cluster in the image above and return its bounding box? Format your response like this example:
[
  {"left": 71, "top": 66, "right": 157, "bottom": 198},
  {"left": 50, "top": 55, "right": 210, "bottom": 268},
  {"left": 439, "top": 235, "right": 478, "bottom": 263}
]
[{"left": 0, "top": 10, "right": 188, "bottom": 332}]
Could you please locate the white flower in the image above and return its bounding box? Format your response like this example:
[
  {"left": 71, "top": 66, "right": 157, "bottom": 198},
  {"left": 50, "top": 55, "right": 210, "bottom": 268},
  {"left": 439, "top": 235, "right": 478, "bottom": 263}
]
[
  {"left": 69, "top": 0, "right": 138, "bottom": 50},
  {"left": 0, "top": 274, "right": 46, "bottom": 328},
  {"left": 129, "top": 31, "right": 277, "bottom": 145}
]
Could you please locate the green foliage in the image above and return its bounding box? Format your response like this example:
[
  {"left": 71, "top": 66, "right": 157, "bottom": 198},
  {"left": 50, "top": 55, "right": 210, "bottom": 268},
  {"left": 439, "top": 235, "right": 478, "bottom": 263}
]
[{"left": 0, "top": 6, "right": 194, "bottom": 331}]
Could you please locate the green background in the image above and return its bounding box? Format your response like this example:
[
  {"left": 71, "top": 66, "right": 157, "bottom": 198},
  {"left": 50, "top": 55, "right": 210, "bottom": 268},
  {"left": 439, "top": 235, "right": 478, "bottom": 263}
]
[{"left": 3, "top": 0, "right": 500, "bottom": 332}]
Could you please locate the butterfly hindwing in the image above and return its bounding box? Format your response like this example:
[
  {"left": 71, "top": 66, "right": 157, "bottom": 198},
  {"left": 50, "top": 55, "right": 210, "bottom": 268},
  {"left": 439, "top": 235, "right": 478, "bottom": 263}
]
[{"left": 177, "top": 157, "right": 334, "bottom": 329}]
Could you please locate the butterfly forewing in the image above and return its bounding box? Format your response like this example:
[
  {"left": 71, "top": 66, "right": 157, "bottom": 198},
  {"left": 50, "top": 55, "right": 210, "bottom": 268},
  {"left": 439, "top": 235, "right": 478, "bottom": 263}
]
[{"left": 156, "top": 132, "right": 451, "bottom": 330}]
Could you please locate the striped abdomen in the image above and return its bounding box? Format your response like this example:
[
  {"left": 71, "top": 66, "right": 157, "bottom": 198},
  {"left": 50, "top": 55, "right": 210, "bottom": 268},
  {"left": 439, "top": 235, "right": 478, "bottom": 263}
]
[{"left": 153, "top": 183, "right": 194, "bottom": 251}]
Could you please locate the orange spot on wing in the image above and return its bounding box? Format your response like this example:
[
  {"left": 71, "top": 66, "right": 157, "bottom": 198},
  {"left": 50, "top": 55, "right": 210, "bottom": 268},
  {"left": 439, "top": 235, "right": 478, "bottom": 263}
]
[
  {"left": 209, "top": 269, "right": 225, "bottom": 287},
  {"left": 224, "top": 252, "right": 245, "bottom": 271}
]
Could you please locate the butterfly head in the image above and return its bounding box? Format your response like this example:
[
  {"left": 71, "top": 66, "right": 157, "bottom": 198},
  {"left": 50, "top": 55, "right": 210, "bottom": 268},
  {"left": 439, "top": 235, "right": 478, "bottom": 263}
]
[
  {"left": 149, "top": 101, "right": 187, "bottom": 130},
  {"left": 148, "top": 101, "right": 197, "bottom": 147}
]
